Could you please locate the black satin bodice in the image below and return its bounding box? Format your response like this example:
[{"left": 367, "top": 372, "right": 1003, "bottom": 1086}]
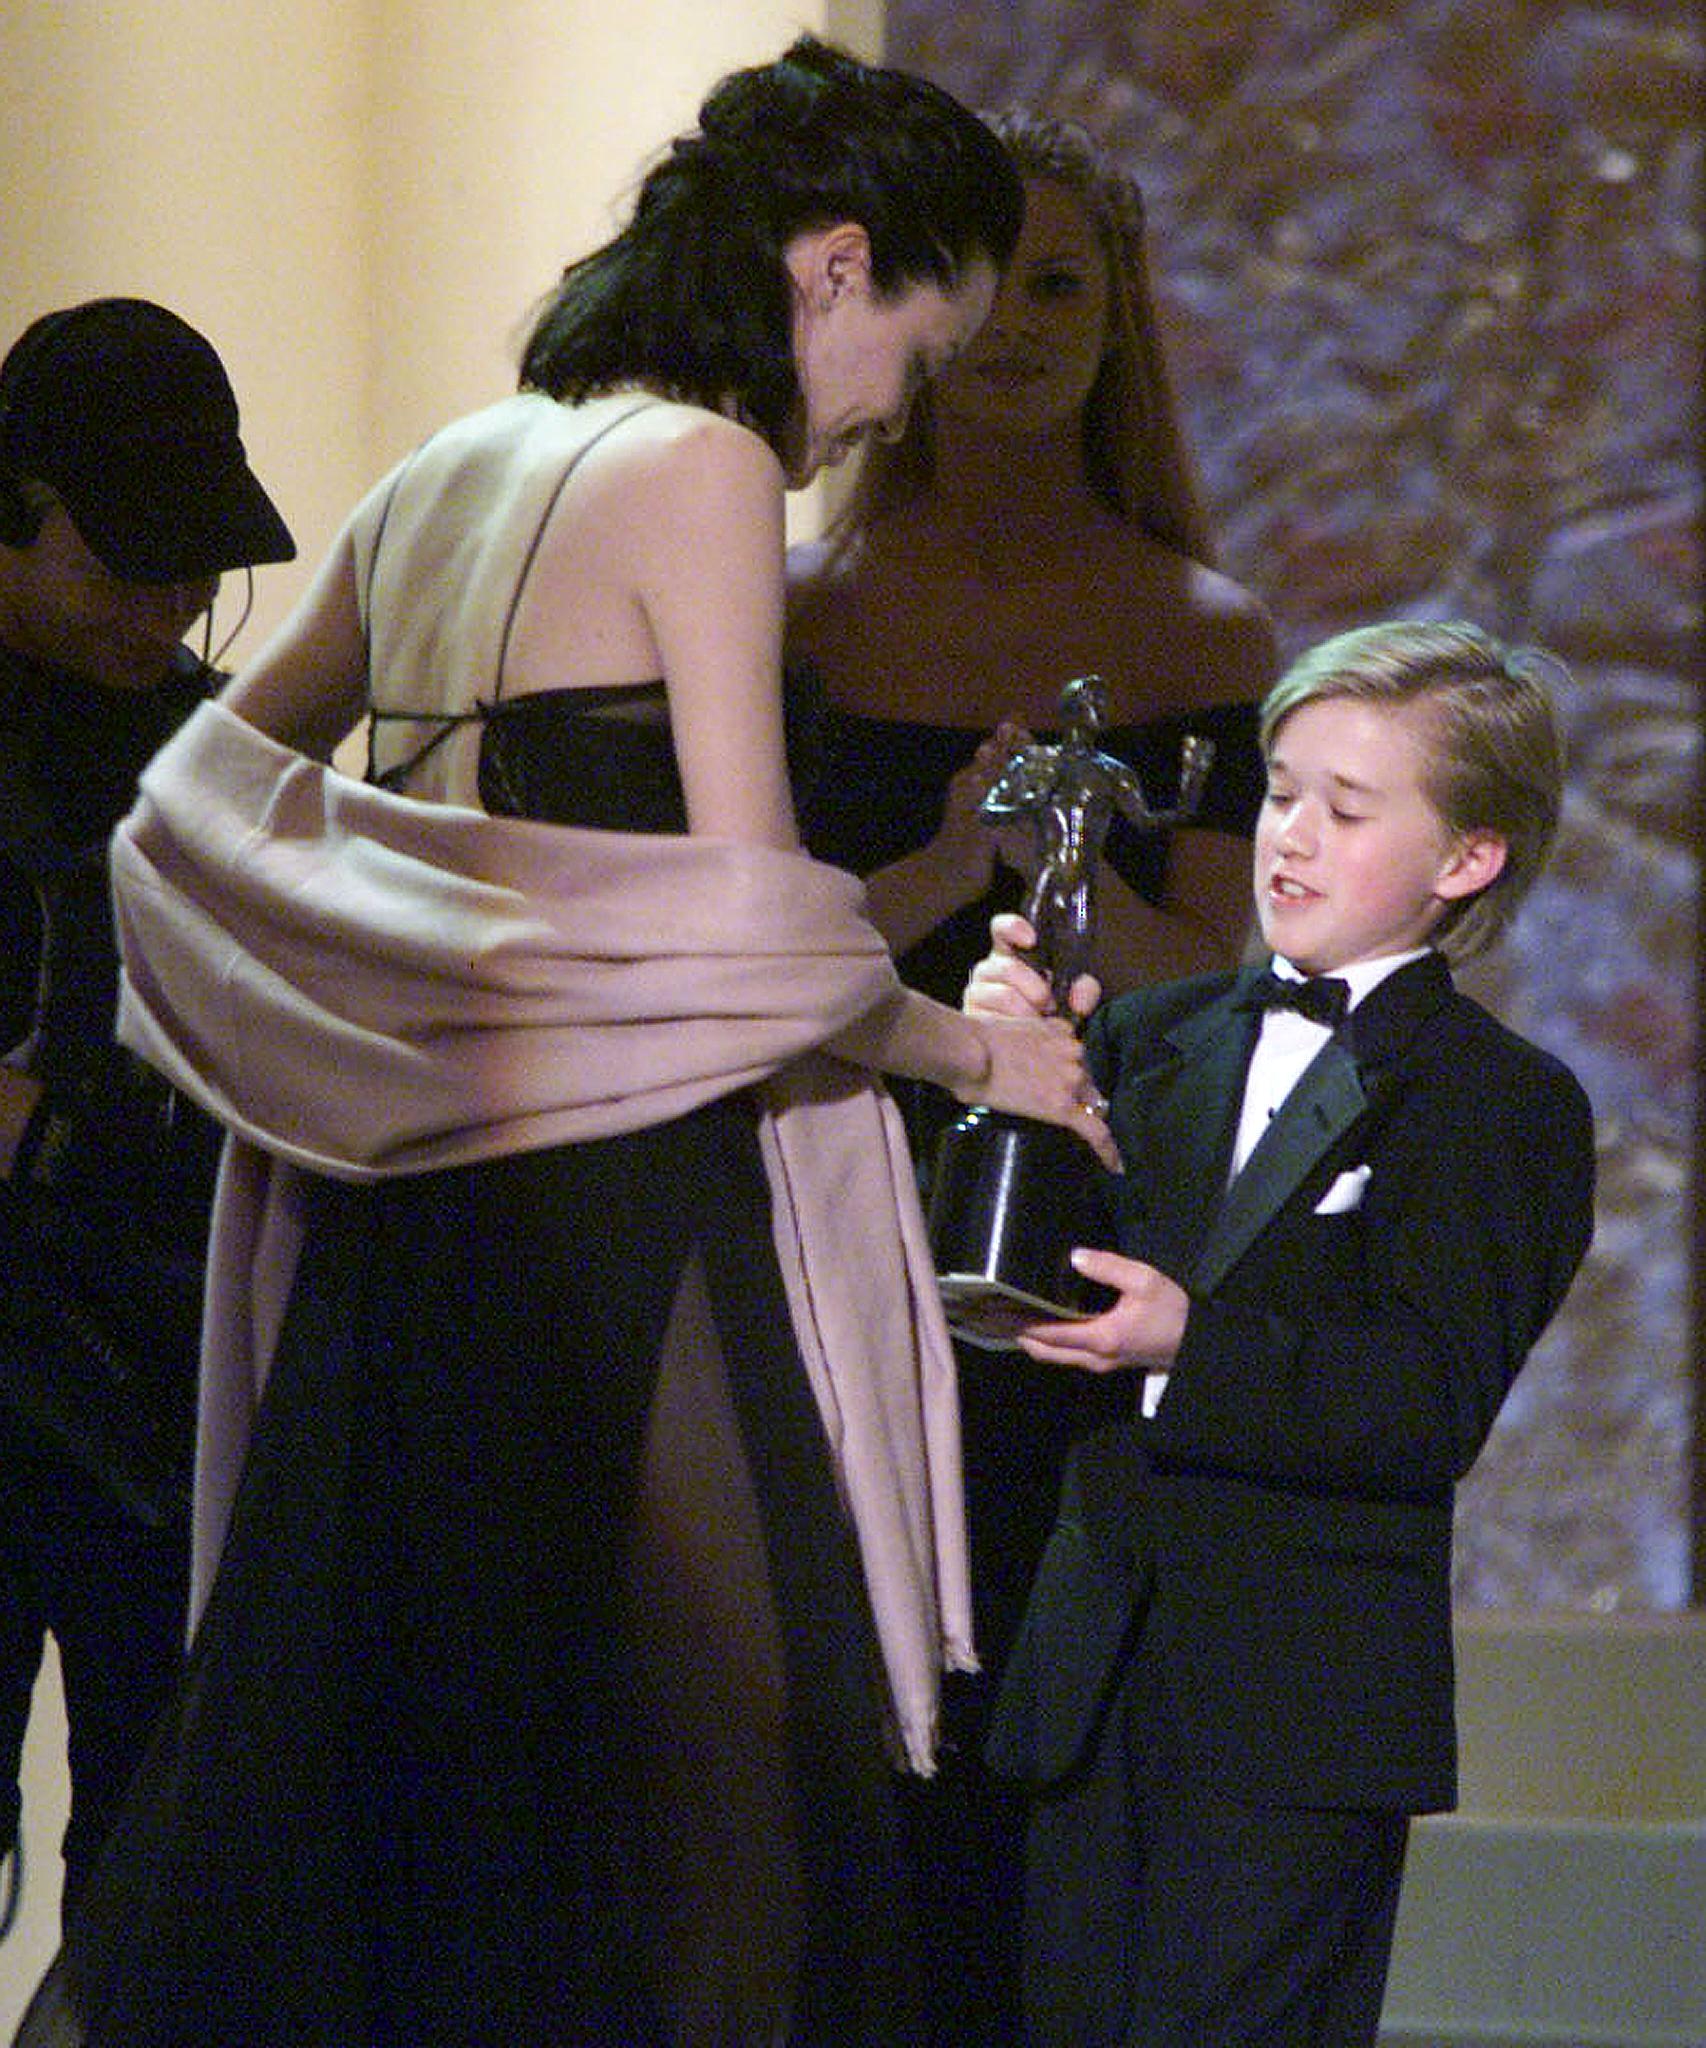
[
  {"left": 476, "top": 681, "right": 688, "bottom": 834},
  {"left": 380, "top": 676, "right": 826, "bottom": 839}
]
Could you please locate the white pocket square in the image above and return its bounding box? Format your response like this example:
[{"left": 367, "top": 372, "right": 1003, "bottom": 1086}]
[{"left": 1315, "top": 1165, "right": 1371, "bottom": 1214}]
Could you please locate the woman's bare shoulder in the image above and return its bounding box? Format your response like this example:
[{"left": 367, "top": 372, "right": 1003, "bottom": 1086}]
[
  {"left": 535, "top": 399, "right": 784, "bottom": 578},
  {"left": 1101, "top": 536, "right": 1279, "bottom": 708},
  {"left": 592, "top": 397, "right": 781, "bottom": 498}
]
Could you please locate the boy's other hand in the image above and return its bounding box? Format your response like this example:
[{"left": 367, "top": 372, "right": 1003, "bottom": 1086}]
[{"left": 1015, "top": 1249, "right": 1188, "bottom": 1372}]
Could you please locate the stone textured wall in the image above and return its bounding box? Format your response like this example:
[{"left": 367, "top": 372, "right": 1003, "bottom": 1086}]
[{"left": 889, "top": 0, "right": 1701, "bottom": 1608}]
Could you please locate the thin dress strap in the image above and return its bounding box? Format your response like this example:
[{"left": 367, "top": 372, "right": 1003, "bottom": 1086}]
[{"left": 364, "top": 397, "right": 659, "bottom": 793}]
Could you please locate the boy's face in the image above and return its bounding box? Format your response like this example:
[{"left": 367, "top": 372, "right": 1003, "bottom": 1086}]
[{"left": 1254, "top": 694, "right": 1504, "bottom": 975}]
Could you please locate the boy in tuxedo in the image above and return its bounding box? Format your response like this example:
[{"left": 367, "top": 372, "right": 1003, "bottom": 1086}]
[{"left": 965, "top": 620, "right": 1595, "bottom": 2047}]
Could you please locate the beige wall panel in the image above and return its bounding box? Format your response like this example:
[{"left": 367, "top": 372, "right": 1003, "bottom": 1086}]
[
  {"left": 2, "top": 0, "right": 880, "bottom": 640},
  {"left": 363, "top": 0, "right": 881, "bottom": 531},
  {"left": 1, "top": 2, "right": 370, "bottom": 638}
]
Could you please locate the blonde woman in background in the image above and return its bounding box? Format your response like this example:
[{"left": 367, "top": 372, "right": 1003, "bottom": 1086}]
[{"left": 787, "top": 110, "right": 1279, "bottom": 2043}]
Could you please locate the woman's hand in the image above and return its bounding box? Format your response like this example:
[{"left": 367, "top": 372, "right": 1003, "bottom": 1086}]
[
  {"left": 974, "top": 723, "right": 1049, "bottom": 887},
  {"left": 1014, "top": 1249, "right": 1188, "bottom": 1371},
  {"left": 857, "top": 723, "right": 1034, "bottom": 959},
  {"left": 927, "top": 720, "right": 1029, "bottom": 900},
  {"left": 952, "top": 1012, "right": 1120, "bottom": 1171}
]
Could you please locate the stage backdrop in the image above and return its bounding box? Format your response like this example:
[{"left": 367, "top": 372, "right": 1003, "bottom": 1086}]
[{"left": 887, "top": 0, "right": 1701, "bottom": 1608}]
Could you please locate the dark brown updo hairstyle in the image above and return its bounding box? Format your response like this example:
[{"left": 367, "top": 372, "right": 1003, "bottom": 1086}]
[{"left": 520, "top": 35, "right": 1024, "bottom": 460}]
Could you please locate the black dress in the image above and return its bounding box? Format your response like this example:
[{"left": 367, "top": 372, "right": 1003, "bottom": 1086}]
[
  {"left": 17, "top": 685, "right": 921, "bottom": 2048},
  {"left": 795, "top": 692, "right": 1264, "bottom": 2046}
]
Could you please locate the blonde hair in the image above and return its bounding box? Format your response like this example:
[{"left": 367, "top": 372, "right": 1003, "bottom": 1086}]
[
  {"left": 1261, "top": 621, "right": 1569, "bottom": 959},
  {"left": 838, "top": 108, "right": 1214, "bottom": 562}
]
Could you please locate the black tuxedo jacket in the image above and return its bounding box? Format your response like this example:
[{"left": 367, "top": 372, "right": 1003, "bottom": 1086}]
[{"left": 990, "top": 953, "right": 1594, "bottom": 1814}]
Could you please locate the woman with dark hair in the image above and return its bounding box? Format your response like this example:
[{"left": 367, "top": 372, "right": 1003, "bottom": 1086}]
[
  {"left": 522, "top": 43, "right": 1027, "bottom": 466},
  {"left": 14, "top": 38, "right": 1115, "bottom": 2048}
]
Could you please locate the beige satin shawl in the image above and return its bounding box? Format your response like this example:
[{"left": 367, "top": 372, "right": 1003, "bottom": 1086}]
[{"left": 111, "top": 699, "right": 973, "bottom": 1771}]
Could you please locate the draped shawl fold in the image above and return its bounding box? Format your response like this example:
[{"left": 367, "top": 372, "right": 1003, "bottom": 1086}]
[{"left": 111, "top": 699, "right": 973, "bottom": 1772}]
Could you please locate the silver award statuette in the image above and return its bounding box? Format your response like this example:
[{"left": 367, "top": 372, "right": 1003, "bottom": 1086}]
[{"left": 929, "top": 676, "right": 1214, "bottom": 1347}]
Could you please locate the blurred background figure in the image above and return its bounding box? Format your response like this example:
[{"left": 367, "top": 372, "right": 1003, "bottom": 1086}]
[{"left": 788, "top": 107, "right": 1277, "bottom": 1039}]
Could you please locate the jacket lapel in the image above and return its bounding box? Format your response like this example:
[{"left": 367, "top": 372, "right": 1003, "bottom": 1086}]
[
  {"left": 1190, "top": 1038, "right": 1365, "bottom": 1296},
  {"left": 1186, "top": 952, "right": 1455, "bottom": 1297}
]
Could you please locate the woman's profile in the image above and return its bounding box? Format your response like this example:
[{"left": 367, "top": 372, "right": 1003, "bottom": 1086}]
[{"left": 789, "top": 107, "right": 1278, "bottom": 1022}]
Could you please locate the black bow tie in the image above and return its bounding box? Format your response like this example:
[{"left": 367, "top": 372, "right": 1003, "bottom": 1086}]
[{"left": 1240, "top": 969, "right": 1351, "bottom": 1029}]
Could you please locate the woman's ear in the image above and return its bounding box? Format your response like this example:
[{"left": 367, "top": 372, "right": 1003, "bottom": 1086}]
[
  {"left": 822, "top": 222, "right": 873, "bottom": 303},
  {"left": 786, "top": 221, "right": 873, "bottom": 311}
]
